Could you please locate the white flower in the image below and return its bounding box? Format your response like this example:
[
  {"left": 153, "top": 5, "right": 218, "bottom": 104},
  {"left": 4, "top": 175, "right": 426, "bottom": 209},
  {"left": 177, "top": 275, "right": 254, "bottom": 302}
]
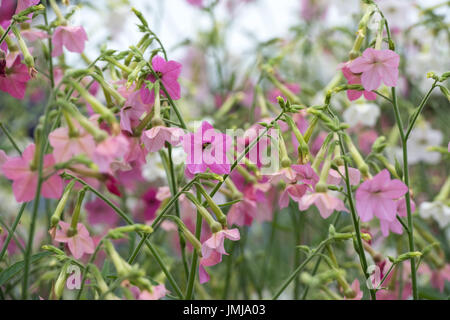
[
  {"left": 343, "top": 103, "right": 380, "bottom": 128},
  {"left": 419, "top": 201, "right": 450, "bottom": 229},
  {"left": 407, "top": 122, "right": 443, "bottom": 164}
]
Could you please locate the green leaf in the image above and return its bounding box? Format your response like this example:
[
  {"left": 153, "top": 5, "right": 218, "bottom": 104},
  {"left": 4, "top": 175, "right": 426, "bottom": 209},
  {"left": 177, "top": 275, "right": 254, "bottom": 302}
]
[{"left": 0, "top": 251, "right": 52, "bottom": 286}]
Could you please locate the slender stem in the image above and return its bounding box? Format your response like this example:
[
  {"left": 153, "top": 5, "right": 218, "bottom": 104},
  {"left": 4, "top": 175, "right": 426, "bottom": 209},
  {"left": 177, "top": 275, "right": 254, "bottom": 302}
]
[
  {"left": 0, "top": 123, "right": 22, "bottom": 155},
  {"left": 338, "top": 133, "right": 376, "bottom": 300},
  {"left": 185, "top": 190, "right": 203, "bottom": 300},
  {"left": 0, "top": 22, "right": 13, "bottom": 46},
  {"left": 62, "top": 173, "right": 184, "bottom": 299},
  {"left": 0, "top": 204, "right": 27, "bottom": 261},
  {"left": 391, "top": 87, "right": 418, "bottom": 300}
]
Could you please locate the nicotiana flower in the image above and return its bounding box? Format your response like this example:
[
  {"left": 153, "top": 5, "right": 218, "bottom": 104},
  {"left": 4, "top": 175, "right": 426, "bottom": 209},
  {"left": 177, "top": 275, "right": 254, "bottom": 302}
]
[
  {"left": 355, "top": 169, "right": 408, "bottom": 223},
  {"left": 299, "top": 190, "right": 348, "bottom": 219},
  {"left": 199, "top": 228, "right": 240, "bottom": 284},
  {"left": 182, "top": 121, "right": 232, "bottom": 176},
  {"left": 341, "top": 64, "right": 377, "bottom": 101},
  {"left": 92, "top": 134, "right": 130, "bottom": 174},
  {"left": 48, "top": 125, "right": 96, "bottom": 163},
  {"left": 85, "top": 198, "right": 119, "bottom": 229},
  {"left": 407, "top": 122, "right": 443, "bottom": 165},
  {"left": 343, "top": 103, "right": 380, "bottom": 128},
  {"left": 52, "top": 25, "right": 88, "bottom": 57},
  {"left": 140, "top": 55, "right": 182, "bottom": 104},
  {"left": 120, "top": 89, "right": 152, "bottom": 134},
  {"left": 1, "top": 144, "right": 63, "bottom": 202},
  {"left": 419, "top": 201, "right": 450, "bottom": 229},
  {"left": 0, "top": 52, "right": 31, "bottom": 99},
  {"left": 137, "top": 284, "right": 168, "bottom": 300},
  {"left": 349, "top": 48, "right": 400, "bottom": 92},
  {"left": 53, "top": 221, "right": 95, "bottom": 259},
  {"left": 343, "top": 280, "right": 363, "bottom": 300},
  {"left": 379, "top": 198, "right": 415, "bottom": 237},
  {"left": 142, "top": 126, "right": 184, "bottom": 153}
]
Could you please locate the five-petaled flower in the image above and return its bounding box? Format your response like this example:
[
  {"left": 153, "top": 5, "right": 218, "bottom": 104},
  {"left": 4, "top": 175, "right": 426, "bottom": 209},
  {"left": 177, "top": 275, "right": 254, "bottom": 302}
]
[{"left": 53, "top": 221, "right": 95, "bottom": 259}]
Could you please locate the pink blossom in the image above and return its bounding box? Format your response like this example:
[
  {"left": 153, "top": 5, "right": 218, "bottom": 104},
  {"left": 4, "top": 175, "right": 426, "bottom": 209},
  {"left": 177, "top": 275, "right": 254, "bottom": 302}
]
[
  {"left": 182, "top": 121, "right": 232, "bottom": 176},
  {"left": 199, "top": 229, "right": 240, "bottom": 284},
  {"left": 120, "top": 89, "right": 151, "bottom": 134},
  {"left": 327, "top": 166, "right": 361, "bottom": 186},
  {"left": 54, "top": 221, "right": 95, "bottom": 259},
  {"left": 0, "top": 0, "right": 15, "bottom": 23},
  {"left": 358, "top": 130, "right": 378, "bottom": 155},
  {"left": 140, "top": 188, "right": 161, "bottom": 222},
  {"left": 140, "top": 55, "right": 182, "bottom": 104},
  {"left": 379, "top": 198, "right": 415, "bottom": 237},
  {"left": 52, "top": 26, "right": 88, "bottom": 57},
  {"left": 419, "top": 264, "right": 450, "bottom": 293},
  {"left": 142, "top": 126, "right": 184, "bottom": 153},
  {"left": 349, "top": 48, "right": 400, "bottom": 91},
  {"left": 186, "top": 0, "right": 203, "bottom": 7},
  {"left": 92, "top": 135, "right": 130, "bottom": 173},
  {"left": 85, "top": 198, "right": 119, "bottom": 228},
  {"left": 1, "top": 144, "right": 63, "bottom": 202},
  {"left": 48, "top": 125, "right": 96, "bottom": 162},
  {"left": 228, "top": 198, "right": 258, "bottom": 226},
  {"left": 299, "top": 191, "right": 348, "bottom": 219},
  {"left": 355, "top": 169, "right": 408, "bottom": 222},
  {"left": 0, "top": 53, "right": 31, "bottom": 99},
  {"left": 16, "top": 0, "right": 41, "bottom": 13},
  {"left": 279, "top": 184, "right": 308, "bottom": 209},
  {"left": 341, "top": 64, "right": 377, "bottom": 101},
  {"left": 344, "top": 280, "right": 363, "bottom": 300},
  {"left": 138, "top": 284, "right": 168, "bottom": 300}
]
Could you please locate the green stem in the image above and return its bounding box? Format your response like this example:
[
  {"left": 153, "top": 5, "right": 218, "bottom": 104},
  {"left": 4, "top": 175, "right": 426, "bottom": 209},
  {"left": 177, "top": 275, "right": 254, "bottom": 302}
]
[
  {"left": 0, "top": 203, "right": 27, "bottom": 261},
  {"left": 391, "top": 87, "right": 418, "bottom": 300},
  {"left": 0, "top": 123, "right": 22, "bottom": 155}
]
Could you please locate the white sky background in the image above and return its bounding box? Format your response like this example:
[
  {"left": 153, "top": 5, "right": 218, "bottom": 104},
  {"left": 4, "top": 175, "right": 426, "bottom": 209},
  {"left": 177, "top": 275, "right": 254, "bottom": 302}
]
[{"left": 65, "top": 0, "right": 448, "bottom": 64}]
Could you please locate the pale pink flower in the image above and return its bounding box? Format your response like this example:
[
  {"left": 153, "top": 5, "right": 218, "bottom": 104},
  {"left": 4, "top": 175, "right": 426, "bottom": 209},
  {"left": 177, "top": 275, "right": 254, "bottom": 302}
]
[
  {"left": 48, "top": 125, "right": 96, "bottom": 162},
  {"left": 344, "top": 280, "right": 363, "bottom": 300},
  {"left": 0, "top": 53, "right": 31, "bottom": 99},
  {"left": 54, "top": 221, "right": 95, "bottom": 259},
  {"left": 119, "top": 89, "right": 151, "bottom": 134},
  {"left": 199, "top": 229, "right": 240, "bottom": 284},
  {"left": 349, "top": 48, "right": 400, "bottom": 91},
  {"left": 85, "top": 198, "right": 119, "bottom": 228},
  {"left": 52, "top": 26, "right": 88, "bottom": 57},
  {"left": 1, "top": 144, "right": 63, "bottom": 202},
  {"left": 140, "top": 55, "right": 182, "bottom": 104},
  {"left": 279, "top": 184, "right": 308, "bottom": 209},
  {"left": 228, "top": 198, "right": 258, "bottom": 226},
  {"left": 92, "top": 135, "right": 130, "bottom": 173},
  {"left": 142, "top": 126, "right": 184, "bottom": 153},
  {"left": 182, "top": 121, "right": 232, "bottom": 176},
  {"left": 379, "top": 198, "right": 415, "bottom": 237},
  {"left": 299, "top": 191, "right": 348, "bottom": 219},
  {"left": 327, "top": 166, "right": 361, "bottom": 186},
  {"left": 419, "top": 264, "right": 450, "bottom": 293},
  {"left": 138, "top": 284, "right": 168, "bottom": 300},
  {"left": 341, "top": 64, "right": 377, "bottom": 101},
  {"left": 355, "top": 169, "right": 408, "bottom": 222}
]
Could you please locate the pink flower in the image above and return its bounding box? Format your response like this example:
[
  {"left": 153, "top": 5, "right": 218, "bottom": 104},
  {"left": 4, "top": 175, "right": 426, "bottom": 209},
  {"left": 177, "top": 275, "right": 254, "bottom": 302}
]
[
  {"left": 349, "top": 48, "right": 400, "bottom": 91},
  {"left": 85, "top": 198, "right": 119, "bottom": 229},
  {"left": 186, "top": 0, "right": 203, "bottom": 7},
  {"left": 379, "top": 197, "right": 415, "bottom": 237},
  {"left": 199, "top": 229, "right": 240, "bottom": 284},
  {"left": 327, "top": 166, "right": 361, "bottom": 186},
  {"left": 48, "top": 125, "right": 96, "bottom": 162},
  {"left": 52, "top": 26, "right": 88, "bottom": 57},
  {"left": 0, "top": 0, "right": 15, "bottom": 23},
  {"left": 344, "top": 280, "right": 363, "bottom": 300},
  {"left": 140, "top": 55, "right": 182, "bottom": 104},
  {"left": 92, "top": 135, "right": 130, "bottom": 173},
  {"left": 182, "top": 121, "right": 232, "bottom": 176},
  {"left": 299, "top": 191, "right": 348, "bottom": 219},
  {"left": 138, "top": 284, "right": 168, "bottom": 300},
  {"left": 54, "top": 221, "right": 95, "bottom": 259},
  {"left": 355, "top": 169, "right": 408, "bottom": 223},
  {"left": 1, "top": 144, "right": 63, "bottom": 202},
  {"left": 120, "top": 89, "right": 151, "bottom": 134},
  {"left": 341, "top": 64, "right": 377, "bottom": 101},
  {"left": 279, "top": 184, "right": 308, "bottom": 209},
  {"left": 419, "top": 264, "right": 450, "bottom": 293},
  {"left": 140, "top": 188, "right": 161, "bottom": 221},
  {"left": 16, "top": 0, "right": 41, "bottom": 13},
  {"left": 228, "top": 198, "right": 258, "bottom": 226},
  {"left": 0, "top": 53, "right": 31, "bottom": 99},
  {"left": 142, "top": 126, "right": 184, "bottom": 153}
]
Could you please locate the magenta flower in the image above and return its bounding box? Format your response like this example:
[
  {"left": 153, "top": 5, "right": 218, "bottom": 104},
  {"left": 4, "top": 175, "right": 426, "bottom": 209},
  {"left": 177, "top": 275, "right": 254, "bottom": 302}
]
[
  {"left": 142, "top": 126, "right": 184, "bottom": 153},
  {"left": 0, "top": 0, "right": 15, "bottom": 23},
  {"left": 349, "top": 48, "right": 400, "bottom": 91},
  {"left": 85, "top": 198, "right": 119, "bottom": 229},
  {"left": 228, "top": 198, "right": 258, "bottom": 227},
  {"left": 341, "top": 65, "right": 376, "bottom": 101},
  {"left": 355, "top": 169, "right": 408, "bottom": 223},
  {"left": 199, "top": 228, "right": 240, "bottom": 284},
  {"left": 0, "top": 53, "right": 31, "bottom": 99},
  {"left": 52, "top": 25, "right": 88, "bottom": 57},
  {"left": 54, "top": 221, "right": 95, "bottom": 259},
  {"left": 140, "top": 188, "right": 161, "bottom": 221},
  {"left": 299, "top": 191, "right": 348, "bottom": 219},
  {"left": 182, "top": 121, "right": 232, "bottom": 176},
  {"left": 140, "top": 55, "right": 182, "bottom": 104},
  {"left": 1, "top": 144, "right": 63, "bottom": 202},
  {"left": 48, "top": 125, "right": 96, "bottom": 162}
]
